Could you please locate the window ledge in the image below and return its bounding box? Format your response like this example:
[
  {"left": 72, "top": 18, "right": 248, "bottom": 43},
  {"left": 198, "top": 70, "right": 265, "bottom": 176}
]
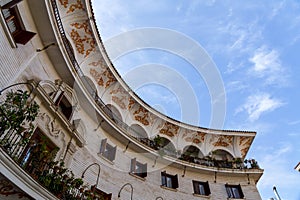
[
  {"left": 129, "top": 172, "right": 146, "bottom": 181},
  {"left": 97, "top": 153, "right": 114, "bottom": 165},
  {"left": 193, "top": 193, "right": 211, "bottom": 198},
  {"left": 160, "top": 185, "right": 177, "bottom": 192}
]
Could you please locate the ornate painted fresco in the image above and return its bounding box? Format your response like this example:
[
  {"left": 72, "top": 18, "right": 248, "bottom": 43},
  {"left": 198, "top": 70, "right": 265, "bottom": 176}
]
[
  {"left": 132, "top": 105, "right": 155, "bottom": 126},
  {"left": 239, "top": 136, "right": 253, "bottom": 158},
  {"left": 59, "top": 0, "right": 85, "bottom": 13},
  {"left": 210, "top": 135, "right": 233, "bottom": 147},
  {"left": 89, "top": 68, "right": 116, "bottom": 88},
  {"left": 70, "top": 20, "right": 96, "bottom": 58},
  {"left": 182, "top": 130, "right": 206, "bottom": 144},
  {"left": 109, "top": 85, "right": 129, "bottom": 109},
  {"left": 128, "top": 97, "right": 136, "bottom": 110},
  {"left": 89, "top": 59, "right": 106, "bottom": 68},
  {"left": 158, "top": 121, "right": 179, "bottom": 137}
]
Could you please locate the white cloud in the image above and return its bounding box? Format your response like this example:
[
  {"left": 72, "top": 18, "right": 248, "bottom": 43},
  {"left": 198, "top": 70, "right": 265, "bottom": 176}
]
[
  {"left": 288, "top": 119, "right": 300, "bottom": 125},
  {"left": 236, "top": 93, "right": 284, "bottom": 122},
  {"left": 249, "top": 46, "right": 287, "bottom": 86}
]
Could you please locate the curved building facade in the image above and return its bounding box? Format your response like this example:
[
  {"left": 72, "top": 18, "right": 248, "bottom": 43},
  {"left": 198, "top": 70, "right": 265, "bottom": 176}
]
[{"left": 0, "top": 0, "right": 263, "bottom": 199}]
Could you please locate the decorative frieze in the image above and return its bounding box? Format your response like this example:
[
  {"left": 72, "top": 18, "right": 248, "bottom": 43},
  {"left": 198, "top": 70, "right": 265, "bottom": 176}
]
[
  {"left": 182, "top": 130, "right": 206, "bottom": 144},
  {"left": 58, "top": 0, "right": 85, "bottom": 13},
  {"left": 210, "top": 135, "right": 233, "bottom": 147},
  {"left": 158, "top": 121, "right": 179, "bottom": 137},
  {"left": 70, "top": 20, "right": 96, "bottom": 58}
]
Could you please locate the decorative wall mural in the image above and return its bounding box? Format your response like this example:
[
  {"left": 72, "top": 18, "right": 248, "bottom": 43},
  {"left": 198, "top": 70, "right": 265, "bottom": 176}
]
[
  {"left": 132, "top": 105, "right": 155, "bottom": 126},
  {"left": 111, "top": 96, "right": 127, "bottom": 109},
  {"left": 89, "top": 68, "right": 116, "bottom": 88},
  {"left": 210, "top": 135, "right": 233, "bottom": 147},
  {"left": 158, "top": 121, "right": 179, "bottom": 137},
  {"left": 182, "top": 130, "right": 206, "bottom": 144},
  {"left": 239, "top": 136, "right": 253, "bottom": 158},
  {"left": 110, "top": 86, "right": 128, "bottom": 109},
  {"left": 59, "top": 0, "right": 85, "bottom": 13},
  {"left": 70, "top": 20, "right": 96, "bottom": 57},
  {"left": 89, "top": 59, "right": 106, "bottom": 68},
  {"left": 128, "top": 97, "right": 135, "bottom": 110}
]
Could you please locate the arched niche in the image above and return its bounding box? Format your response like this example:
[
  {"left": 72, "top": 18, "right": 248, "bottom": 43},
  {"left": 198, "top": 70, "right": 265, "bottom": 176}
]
[
  {"left": 211, "top": 149, "right": 234, "bottom": 161},
  {"left": 105, "top": 104, "right": 123, "bottom": 124},
  {"left": 182, "top": 145, "right": 204, "bottom": 159},
  {"left": 129, "top": 124, "right": 148, "bottom": 139}
]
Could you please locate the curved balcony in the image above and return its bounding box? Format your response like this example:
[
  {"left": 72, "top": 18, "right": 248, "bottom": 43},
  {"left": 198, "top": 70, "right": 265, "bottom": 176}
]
[{"left": 46, "top": 0, "right": 262, "bottom": 175}]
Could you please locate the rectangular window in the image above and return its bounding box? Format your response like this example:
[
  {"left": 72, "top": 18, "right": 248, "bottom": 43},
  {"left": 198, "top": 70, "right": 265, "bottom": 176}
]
[
  {"left": 161, "top": 171, "right": 178, "bottom": 189},
  {"left": 0, "top": 0, "right": 36, "bottom": 45},
  {"left": 193, "top": 180, "right": 211, "bottom": 196},
  {"left": 99, "top": 139, "right": 117, "bottom": 162},
  {"left": 130, "top": 158, "right": 147, "bottom": 178},
  {"left": 225, "top": 184, "right": 244, "bottom": 199}
]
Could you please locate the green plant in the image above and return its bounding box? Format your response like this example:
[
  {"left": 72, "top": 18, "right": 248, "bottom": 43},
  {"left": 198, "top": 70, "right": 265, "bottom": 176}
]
[
  {"left": 153, "top": 135, "right": 162, "bottom": 149},
  {"left": 0, "top": 90, "right": 39, "bottom": 145}
]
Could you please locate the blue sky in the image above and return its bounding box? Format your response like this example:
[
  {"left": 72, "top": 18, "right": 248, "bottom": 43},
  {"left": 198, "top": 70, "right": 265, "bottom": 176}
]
[{"left": 92, "top": 1, "right": 300, "bottom": 199}]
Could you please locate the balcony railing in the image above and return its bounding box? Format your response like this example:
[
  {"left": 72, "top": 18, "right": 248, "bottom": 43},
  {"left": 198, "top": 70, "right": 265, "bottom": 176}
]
[{"left": 48, "top": 0, "right": 260, "bottom": 171}]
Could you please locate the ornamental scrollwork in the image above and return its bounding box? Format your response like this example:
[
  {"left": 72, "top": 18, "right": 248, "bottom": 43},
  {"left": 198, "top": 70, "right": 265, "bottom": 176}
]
[
  {"left": 59, "top": 0, "right": 85, "bottom": 13},
  {"left": 239, "top": 136, "right": 252, "bottom": 157},
  {"left": 128, "top": 97, "right": 135, "bottom": 110},
  {"left": 158, "top": 121, "right": 179, "bottom": 137},
  {"left": 111, "top": 96, "right": 127, "bottom": 109},
  {"left": 133, "top": 105, "right": 154, "bottom": 126},
  {"left": 89, "top": 59, "right": 106, "bottom": 69},
  {"left": 182, "top": 130, "right": 206, "bottom": 144},
  {"left": 89, "top": 68, "right": 116, "bottom": 88},
  {"left": 211, "top": 135, "right": 233, "bottom": 147},
  {"left": 70, "top": 21, "right": 96, "bottom": 57}
]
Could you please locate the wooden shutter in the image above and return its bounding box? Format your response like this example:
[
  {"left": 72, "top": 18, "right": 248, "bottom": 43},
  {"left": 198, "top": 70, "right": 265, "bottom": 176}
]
[
  {"left": 225, "top": 184, "right": 232, "bottom": 198},
  {"left": 193, "top": 180, "right": 200, "bottom": 194},
  {"left": 238, "top": 184, "right": 244, "bottom": 198},
  {"left": 100, "top": 139, "right": 107, "bottom": 154},
  {"left": 161, "top": 171, "right": 167, "bottom": 186},
  {"left": 204, "top": 181, "right": 211, "bottom": 195},
  {"left": 130, "top": 158, "right": 136, "bottom": 173},
  {"left": 109, "top": 145, "right": 116, "bottom": 161},
  {"left": 172, "top": 174, "right": 179, "bottom": 189},
  {"left": 141, "top": 163, "right": 147, "bottom": 178}
]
